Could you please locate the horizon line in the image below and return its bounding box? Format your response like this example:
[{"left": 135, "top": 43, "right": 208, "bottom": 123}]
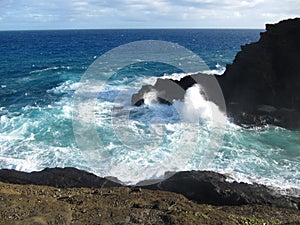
[{"left": 0, "top": 27, "right": 264, "bottom": 32}]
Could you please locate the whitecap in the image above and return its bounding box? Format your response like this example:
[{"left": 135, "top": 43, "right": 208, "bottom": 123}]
[
  {"left": 29, "top": 65, "right": 71, "bottom": 74},
  {"left": 47, "top": 80, "right": 81, "bottom": 94}
]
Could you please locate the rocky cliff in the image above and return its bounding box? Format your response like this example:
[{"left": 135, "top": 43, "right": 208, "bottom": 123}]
[
  {"left": 132, "top": 18, "right": 300, "bottom": 129},
  {"left": 217, "top": 18, "right": 300, "bottom": 128}
]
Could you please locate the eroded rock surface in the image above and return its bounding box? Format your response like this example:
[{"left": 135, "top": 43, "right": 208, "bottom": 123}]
[
  {"left": 1, "top": 181, "right": 300, "bottom": 225},
  {"left": 1, "top": 168, "right": 299, "bottom": 210}
]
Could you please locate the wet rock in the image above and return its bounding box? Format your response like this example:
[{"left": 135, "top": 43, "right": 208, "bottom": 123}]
[{"left": 131, "top": 73, "right": 224, "bottom": 108}]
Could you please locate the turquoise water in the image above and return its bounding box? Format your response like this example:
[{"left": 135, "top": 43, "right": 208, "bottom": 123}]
[{"left": 0, "top": 30, "right": 299, "bottom": 190}]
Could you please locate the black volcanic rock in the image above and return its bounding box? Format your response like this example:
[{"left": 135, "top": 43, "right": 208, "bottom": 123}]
[
  {"left": 131, "top": 75, "right": 197, "bottom": 106},
  {"left": 0, "top": 167, "right": 122, "bottom": 188},
  {"left": 131, "top": 73, "right": 226, "bottom": 112},
  {"left": 217, "top": 18, "right": 300, "bottom": 128},
  {"left": 143, "top": 170, "right": 300, "bottom": 210},
  {"left": 131, "top": 18, "right": 300, "bottom": 129}
]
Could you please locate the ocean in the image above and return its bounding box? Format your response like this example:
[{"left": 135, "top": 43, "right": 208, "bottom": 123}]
[{"left": 0, "top": 29, "right": 299, "bottom": 191}]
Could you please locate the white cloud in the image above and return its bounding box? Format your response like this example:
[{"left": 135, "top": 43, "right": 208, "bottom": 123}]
[
  {"left": 0, "top": 0, "right": 299, "bottom": 30},
  {"left": 73, "top": 1, "right": 89, "bottom": 6}
]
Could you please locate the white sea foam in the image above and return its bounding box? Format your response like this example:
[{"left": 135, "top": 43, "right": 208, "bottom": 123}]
[
  {"left": 77, "top": 82, "right": 226, "bottom": 184},
  {"left": 129, "top": 76, "right": 157, "bottom": 88},
  {"left": 173, "top": 84, "right": 212, "bottom": 123},
  {"left": 161, "top": 72, "right": 199, "bottom": 81},
  {"left": 221, "top": 169, "right": 300, "bottom": 196},
  {"left": 0, "top": 95, "right": 87, "bottom": 173},
  {"left": 29, "top": 65, "right": 71, "bottom": 74},
  {"left": 47, "top": 80, "right": 81, "bottom": 94},
  {"left": 143, "top": 90, "right": 158, "bottom": 105},
  {"left": 173, "top": 84, "right": 226, "bottom": 128},
  {"left": 0, "top": 107, "right": 8, "bottom": 116},
  {"left": 1, "top": 74, "right": 300, "bottom": 191},
  {"left": 202, "top": 64, "right": 226, "bottom": 75},
  {"left": 160, "top": 66, "right": 225, "bottom": 81}
]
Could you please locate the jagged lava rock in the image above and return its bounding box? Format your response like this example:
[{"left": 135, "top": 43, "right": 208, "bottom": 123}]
[
  {"left": 131, "top": 73, "right": 225, "bottom": 111},
  {"left": 217, "top": 18, "right": 300, "bottom": 128},
  {"left": 132, "top": 75, "right": 198, "bottom": 106}
]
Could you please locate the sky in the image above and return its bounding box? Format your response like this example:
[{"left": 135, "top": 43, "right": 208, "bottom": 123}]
[{"left": 0, "top": 0, "right": 299, "bottom": 30}]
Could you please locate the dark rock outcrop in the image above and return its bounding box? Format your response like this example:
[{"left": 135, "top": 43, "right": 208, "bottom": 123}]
[
  {"left": 1, "top": 167, "right": 299, "bottom": 210},
  {"left": 143, "top": 170, "right": 300, "bottom": 210},
  {"left": 131, "top": 73, "right": 226, "bottom": 112},
  {"left": 217, "top": 18, "right": 300, "bottom": 128},
  {"left": 131, "top": 18, "right": 300, "bottom": 129},
  {"left": 0, "top": 167, "right": 122, "bottom": 188},
  {"left": 132, "top": 74, "right": 202, "bottom": 106}
]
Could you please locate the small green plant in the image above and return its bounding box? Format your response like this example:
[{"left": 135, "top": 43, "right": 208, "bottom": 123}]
[{"left": 234, "top": 216, "right": 281, "bottom": 225}]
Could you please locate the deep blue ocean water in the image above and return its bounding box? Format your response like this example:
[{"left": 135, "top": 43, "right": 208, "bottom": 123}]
[{"left": 0, "top": 29, "right": 299, "bottom": 191}]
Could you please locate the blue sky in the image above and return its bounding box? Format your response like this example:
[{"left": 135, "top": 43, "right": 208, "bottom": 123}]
[{"left": 0, "top": 0, "right": 299, "bottom": 30}]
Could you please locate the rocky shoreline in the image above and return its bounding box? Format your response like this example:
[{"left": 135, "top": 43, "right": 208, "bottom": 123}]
[
  {"left": 132, "top": 18, "right": 300, "bottom": 129},
  {"left": 1, "top": 167, "right": 300, "bottom": 224}
]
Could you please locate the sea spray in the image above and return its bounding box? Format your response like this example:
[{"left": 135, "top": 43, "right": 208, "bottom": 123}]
[
  {"left": 143, "top": 90, "right": 158, "bottom": 105},
  {"left": 173, "top": 84, "right": 212, "bottom": 123}
]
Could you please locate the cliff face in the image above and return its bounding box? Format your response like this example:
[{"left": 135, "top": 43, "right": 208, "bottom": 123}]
[{"left": 217, "top": 18, "right": 300, "bottom": 128}]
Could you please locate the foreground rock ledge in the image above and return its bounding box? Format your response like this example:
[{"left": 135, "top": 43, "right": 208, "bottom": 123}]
[
  {"left": 0, "top": 168, "right": 300, "bottom": 224},
  {"left": 0, "top": 167, "right": 299, "bottom": 211},
  {"left": 1, "top": 181, "right": 300, "bottom": 224}
]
